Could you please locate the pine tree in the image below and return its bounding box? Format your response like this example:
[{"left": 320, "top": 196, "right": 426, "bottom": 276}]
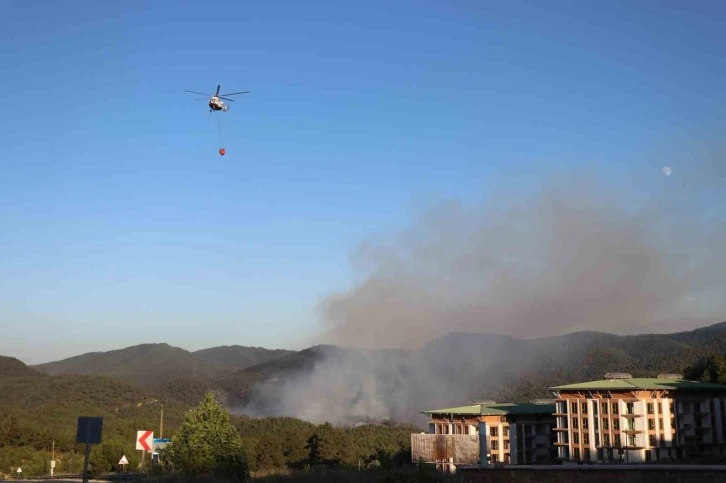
[{"left": 161, "top": 392, "right": 248, "bottom": 479}]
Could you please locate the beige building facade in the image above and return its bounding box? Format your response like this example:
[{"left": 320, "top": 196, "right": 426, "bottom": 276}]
[
  {"left": 422, "top": 401, "right": 557, "bottom": 465},
  {"left": 550, "top": 373, "right": 726, "bottom": 463}
]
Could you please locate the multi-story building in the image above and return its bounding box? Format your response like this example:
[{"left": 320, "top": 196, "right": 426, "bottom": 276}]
[
  {"left": 422, "top": 400, "right": 557, "bottom": 465},
  {"left": 550, "top": 373, "right": 726, "bottom": 463}
]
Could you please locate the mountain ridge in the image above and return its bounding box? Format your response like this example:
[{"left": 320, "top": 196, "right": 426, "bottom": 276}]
[
  {"left": 0, "top": 355, "right": 42, "bottom": 377},
  {"left": 27, "top": 321, "right": 726, "bottom": 415},
  {"left": 28, "top": 320, "right": 726, "bottom": 370}
]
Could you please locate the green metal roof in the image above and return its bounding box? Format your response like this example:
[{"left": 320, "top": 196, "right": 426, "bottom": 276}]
[
  {"left": 422, "top": 402, "right": 556, "bottom": 417},
  {"left": 550, "top": 378, "right": 726, "bottom": 391}
]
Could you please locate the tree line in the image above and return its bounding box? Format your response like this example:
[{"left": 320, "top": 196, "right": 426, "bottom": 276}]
[{"left": 0, "top": 375, "right": 421, "bottom": 478}]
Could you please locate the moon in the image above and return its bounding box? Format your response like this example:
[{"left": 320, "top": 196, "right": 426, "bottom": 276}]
[{"left": 662, "top": 166, "right": 672, "bottom": 177}]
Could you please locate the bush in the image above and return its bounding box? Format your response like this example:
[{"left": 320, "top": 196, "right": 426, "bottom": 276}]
[{"left": 160, "top": 393, "right": 249, "bottom": 480}]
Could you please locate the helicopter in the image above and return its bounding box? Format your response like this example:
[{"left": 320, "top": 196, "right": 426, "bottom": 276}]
[{"left": 184, "top": 84, "right": 249, "bottom": 112}]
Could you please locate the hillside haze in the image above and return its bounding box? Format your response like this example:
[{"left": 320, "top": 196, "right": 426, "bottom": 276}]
[{"left": 24, "top": 321, "right": 726, "bottom": 425}]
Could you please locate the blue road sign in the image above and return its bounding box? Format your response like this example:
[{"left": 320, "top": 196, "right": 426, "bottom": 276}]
[{"left": 76, "top": 417, "right": 103, "bottom": 444}]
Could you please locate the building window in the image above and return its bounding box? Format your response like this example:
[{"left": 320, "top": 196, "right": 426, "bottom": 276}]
[
  {"left": 504, "top": 440, "right": 510, "bottom": 450},
  {"left": 614, "top": 434, "right": 621, "bottom": 446},
  {"left": 583, "top": 418, "right": 589, "bottom": 429},
  {"left": 648, "top": 419, "right": 655, "bottom": 430},
  {"left": 573, "top": 433, "right": 579, "bottom": 444},
  {"left": 594, "top": 418, "right": 599, "bottom": 430},
  {"left": 491, "top": 440, "right": 499, "bottom": 450},
  {"left": 593, "top": 403, "right": 598, "bottom": 414},
  {"left": 602, "top": 418, "right": 609, "bottom": 430},
  {"left": 490, "top": 427, "right": 498, "bottom": 437},
  {"left": 584, "top": 433, "right": 589, "bottom": 445},
  {"left": 628, "top": 434, "right": 636, "bottom": 447},
  {"left": 582, "top": 402, "right": 588, "bottom": 414},
  {"left": 574, "top": 447, "right": 580, "bottom": 460},
  {"left": 572, "top": 418, "right": 579, "bottom": 429},
  {"left": 604, "top": 434, "right": 610, "bottom": 446},
  {"left": 612, "top": 403, "right": 619, "bottom": 414},
  {"left": 626, "top": 403, "right": 635, "bottom": 415},
  {"left": 602, "top": 402, "right": 608, "bottom": 414},
  {"left": 649, "top": 434, "right": 656, "bottom": 446},
  {"left": 572, "top": 402, "right": 578, "bottom": 413},
  {"left": 658, "top": 402, "right": 662, "bottom": 414},
  {"left": 613, "top": 419, "right": 619, "bottom": 430},
  {"left": 595, "top": 434, "right": 600, "bottom": 447},
  {"left": 584, "top": 448, "right": 591, "bottom": 460},
  {"left": 647, "top": 403, "right": 654, "bottom": 414},
  {"left": 659, "top": 418, "right": 663, "bottom": 430}
]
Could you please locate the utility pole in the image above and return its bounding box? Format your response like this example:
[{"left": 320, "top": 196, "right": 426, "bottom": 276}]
[
  {"left": 160, "top": 403, "right": 164, "bottom": 439},
  {"left": 50, "top": 439, "right": 55, "bottom": 477}
]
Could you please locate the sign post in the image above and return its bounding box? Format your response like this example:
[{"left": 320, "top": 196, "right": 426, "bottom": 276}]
[
  {"left": 76, "top": 417, "right": 103, "bottom": 483},
  {"left": 16, "top": 468, "right": 21, "bottom": 478},
  {"left": 119, "top": 455, "right": 129, "bottom": 472},
  {"left": 50, "top": 439, "right": 55, "bottom": 477}
]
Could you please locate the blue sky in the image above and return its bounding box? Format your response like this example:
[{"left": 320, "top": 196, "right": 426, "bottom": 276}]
[{"left": 1, "top": 0, "right": 724, "bottom": 363}]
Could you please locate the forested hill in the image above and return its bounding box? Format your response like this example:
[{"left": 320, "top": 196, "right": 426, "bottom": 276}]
[
  {"left": 3, "top": 323, "right": 726, "bottom": 477},
  {"left": 193, "top": 345, "right": 294, "bottom": 372},
  {"left": 0, "top": 370, "right": 192, "bottom": 478},
  {"left": 24, "top": 321, "right": 726, "bottom": 413},
  {"left": 30, "top": 343, "right": 293, "bottom": 405},
  {"left": 0, "top": 370, "right": 419, "bottom": 478},
  {"left": 0, "top": 356, "right": 40, "bottom": 377},
  {"left": 33, "top": 343, "right": 221, "bottom": 386}
]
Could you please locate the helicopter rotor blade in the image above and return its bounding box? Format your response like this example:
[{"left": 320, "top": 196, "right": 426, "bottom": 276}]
[
  {"left": 219, "top": 97, "right": 236, "bottom": 102},
  {"left": 219, "top": 91, "right": 250, "bottom": 96},
  {"left": 216, "top": 85, "right": 221, "bottom": 96},
  {"left": 184, "top": 90, "right": 211, "bottom": 96}
]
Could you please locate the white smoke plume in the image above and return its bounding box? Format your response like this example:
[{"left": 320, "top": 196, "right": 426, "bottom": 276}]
[{"left": 239, "top": 159, "right": 726, "bottom": 425}]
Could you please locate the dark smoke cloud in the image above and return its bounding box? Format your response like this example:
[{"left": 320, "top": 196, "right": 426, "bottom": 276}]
[{"left": 239, "top": 160, "right": 726, "bottom": 425}]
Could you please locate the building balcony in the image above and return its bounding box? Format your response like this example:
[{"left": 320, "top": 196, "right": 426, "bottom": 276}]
[
  {"left": 553, "top": 427, "right": 569, "bottom": 432},
  {"left": 622, "top": 414, "right": 643, "bottom": 418},
  {"left": 623, "top": 429, "right": 643, "bottom": 434}
]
